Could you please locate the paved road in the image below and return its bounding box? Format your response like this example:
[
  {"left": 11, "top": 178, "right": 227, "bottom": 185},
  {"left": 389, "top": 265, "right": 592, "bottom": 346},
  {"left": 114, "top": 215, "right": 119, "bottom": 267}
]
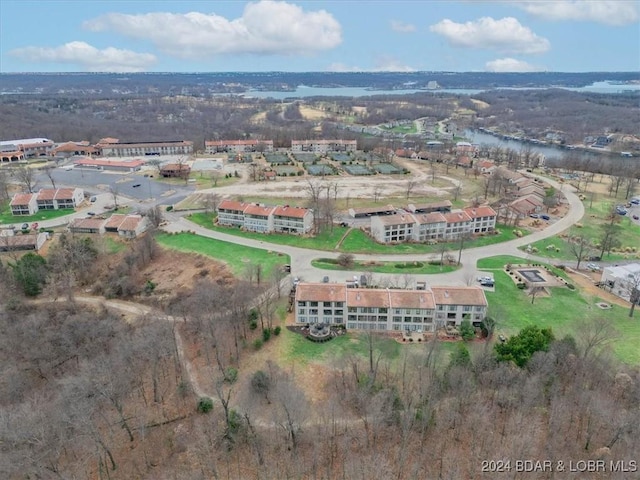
[
  {"left": 12, "top": 169, "right": 586, "bottom": 288},
  {"left": 163, "top": 173, "right": 586, "bottom": 287}
]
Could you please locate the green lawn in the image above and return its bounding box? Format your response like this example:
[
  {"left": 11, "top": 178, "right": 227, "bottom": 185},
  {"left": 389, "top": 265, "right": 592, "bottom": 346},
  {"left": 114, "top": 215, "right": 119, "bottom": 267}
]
[
  {"left": 477, "top": 256, "right": 640, "bottom": 364},
  {"left": 521, "top": 196, "right": 640, "bottom": 261},
  {"left": 281, "top": 327, "right": 402, "bottom": 365},
  {"left": 155, "top": 232, "right": 290, "bottom": 277},
  {"left": 339, "top": 224, "right": 528, "bottom": 254},
  {"left": 311, "top": 257, "right": 459, "bottom": 274},
  {"left": 187, "top": 212, "right": 347, "bottom": 250},
  {"left": 0, "top": 207, "right": 72, "bottom": 226}
]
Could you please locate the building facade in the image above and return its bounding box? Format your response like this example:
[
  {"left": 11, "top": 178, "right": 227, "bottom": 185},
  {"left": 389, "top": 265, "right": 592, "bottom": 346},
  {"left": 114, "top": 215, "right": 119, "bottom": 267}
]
[
  {"left": 294, "top": 283, "right": 488, "bottom": 332},
  {"left": 10, "top": 188, "right": 84, "bottom": 216},
  {"left": 291, "top": 139, "right": 357, "bottom": 153},
  {"left": 217, "top": 200, "right": 313, "bottom": 234},
  {"left": 96, "top": 138, "right": 193, "bottom": 157},
  {"left": 370, "top": 206, "right": 496, "bottom": 244},
  {"left": 600, "top": 263, "right": 640, "bottom": 304},
  {"left": 205, "top": 139, "right": 274, "bottom": 154}
]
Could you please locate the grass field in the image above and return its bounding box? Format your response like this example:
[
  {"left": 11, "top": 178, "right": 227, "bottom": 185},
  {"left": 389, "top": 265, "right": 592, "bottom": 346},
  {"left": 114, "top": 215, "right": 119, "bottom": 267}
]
[
  {"left": 0, "top": 207, "right": 72, "bottom": 226},
  {"left": 311, "top": 257, "right": 459, "bottom": 274},
  {"left": 339, "top": 224, "right": 527, "bottom": 254},
  {"left": 187, "top": 213, "right": 529, "bottom": 255},
  {"left": 155, "top": 232, "right": 290, "bottom": 277},
  {"left": 522, "top": 196, "right": 640, "bottom": 261},
  {"left": 477, "top": 255, "right": 640, "bottom": 364}
]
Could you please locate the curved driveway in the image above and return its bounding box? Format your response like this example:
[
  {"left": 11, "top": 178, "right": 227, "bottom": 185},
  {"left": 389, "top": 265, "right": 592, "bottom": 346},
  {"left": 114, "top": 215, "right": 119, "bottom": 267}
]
[{"left": 163, "top": 174, "right": 584, "bottom": 287}]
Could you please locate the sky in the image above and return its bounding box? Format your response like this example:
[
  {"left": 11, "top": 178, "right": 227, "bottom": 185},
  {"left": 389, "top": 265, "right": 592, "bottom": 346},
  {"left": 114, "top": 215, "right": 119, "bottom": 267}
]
[{"left": 1, "top": 0, "right": 639, "bottom": 73}]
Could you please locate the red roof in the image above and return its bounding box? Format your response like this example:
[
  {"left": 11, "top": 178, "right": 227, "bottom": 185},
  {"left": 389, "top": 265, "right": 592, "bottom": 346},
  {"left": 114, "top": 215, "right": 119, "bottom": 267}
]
[
  {"left": 273, "top": 205, "right": 309, "bottom": 219},
  {"left": 243, "top": 204, "right": 275, "bottom": 217},
  {"left": 443, "top": 210, "right": 472, "bottom": 223},
  {"left": 54, "top": 188, "right": 77, "bottom": 200},
  {"left": 10, "top": 193, "right": 34, "bottom": 206},
  {"left": 74, "top": 158, "right": 145, "bottom": 168},
  {"left": 463, "top": 206, "right": 497, "bottom": 218},
  {"left": 218, "top": 199, "right": 247, "bottom": 212},
  {"left": 118, "top": 215, "right": 144, "bottom": 231},
  {"left": 36, "top": 189, "right": 56, "bottom": 201}
]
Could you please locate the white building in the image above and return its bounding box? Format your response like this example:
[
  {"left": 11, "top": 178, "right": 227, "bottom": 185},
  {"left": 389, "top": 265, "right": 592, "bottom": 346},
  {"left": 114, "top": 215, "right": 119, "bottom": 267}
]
[
  {"left": 217, "top": 200, "right": 313, "bottom": 234},
  {"left": 294, "top": 283, "right": 488, "bottom": 332},
  {"left": 601, "top": 263, "right": 640, "bottom": 304}
]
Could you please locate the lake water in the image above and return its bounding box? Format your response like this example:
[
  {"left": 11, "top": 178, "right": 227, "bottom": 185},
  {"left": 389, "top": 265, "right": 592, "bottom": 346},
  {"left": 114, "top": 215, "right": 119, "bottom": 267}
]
[
  {"left": 246, "top": 81, "right": 640, "bottom": 100},
  {"left": 463, "top": 129, "right": 615, "bottom": 162}
]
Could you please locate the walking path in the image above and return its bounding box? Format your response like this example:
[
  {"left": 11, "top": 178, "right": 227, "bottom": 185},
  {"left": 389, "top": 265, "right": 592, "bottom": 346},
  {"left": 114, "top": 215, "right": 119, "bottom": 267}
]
[{"left": 162, "top": 173, "right": 585, "bottom": 286}]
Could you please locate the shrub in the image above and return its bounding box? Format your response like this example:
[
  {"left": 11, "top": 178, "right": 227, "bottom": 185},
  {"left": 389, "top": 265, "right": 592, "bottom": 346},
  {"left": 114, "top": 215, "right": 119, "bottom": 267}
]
[
  {"left": 166, "top": 205, "right": 173, "bottom": 211},
  {"left": 249, "top": 320, "right": 258, "bottom": 330},
  {"left": 197, "top": 397, "right": 214, "bottom": 414},
  {"left": 253, "top": 338, "right": 263, "bottom": 350},
  {"left": 516, "top": 283, "right": 526, "bottom": 289},
  {"left": 273, "top": 326, "right": 281, "bottom": 336},
  {"left": 224, "top": 366, "right": 238, "bottom": 384},
  {"left": 262, "top": 328, "right": 271, "bottom": 342},
  {"left": 566, "top": 284, "right": 576, "bottom": 290}
]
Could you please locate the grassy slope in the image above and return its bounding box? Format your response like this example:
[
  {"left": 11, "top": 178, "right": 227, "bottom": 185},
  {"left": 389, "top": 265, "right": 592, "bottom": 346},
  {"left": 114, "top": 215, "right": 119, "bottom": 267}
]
[{"left": 478, "top": 255, "right": 640, "bottom": 364}]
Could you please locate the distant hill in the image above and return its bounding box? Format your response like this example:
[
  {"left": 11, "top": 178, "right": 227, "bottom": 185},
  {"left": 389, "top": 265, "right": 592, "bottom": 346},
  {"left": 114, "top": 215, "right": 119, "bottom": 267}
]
[{"left": 1, "top": 71, "right": 638, "bottom": 96}]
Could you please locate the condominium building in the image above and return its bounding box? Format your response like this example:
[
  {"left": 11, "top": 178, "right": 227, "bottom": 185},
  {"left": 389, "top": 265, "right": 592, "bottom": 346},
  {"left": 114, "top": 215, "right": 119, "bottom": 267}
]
[
  {"left": 370, "top": 206, "right": 496, "bottom": 244},
  {"left": 217, "top": 200, "right": 313, "bottom": 234},
  {"left": 10, "top": 188, "right": 84, "bottom": 216},
  {"left": 294, "top": 283, "right": 488, "bottom": 332},
  {"left": 205, "top": 139, "right": 274, "bottom": 154},
  {"left": 291, "top": 139, "right": 357, "bottom": 153},
  {"left": 96, "top": 138, "right": 193, "bottom": 157}
]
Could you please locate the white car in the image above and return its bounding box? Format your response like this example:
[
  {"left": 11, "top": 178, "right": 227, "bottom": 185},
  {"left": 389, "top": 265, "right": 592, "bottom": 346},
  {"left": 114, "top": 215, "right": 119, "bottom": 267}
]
[{"left": 586, "top": 263, "right": 600, "bottom": 271}]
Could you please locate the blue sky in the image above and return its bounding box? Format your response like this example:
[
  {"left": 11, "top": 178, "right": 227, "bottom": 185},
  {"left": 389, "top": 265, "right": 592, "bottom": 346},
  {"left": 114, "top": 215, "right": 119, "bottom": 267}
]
[{"left": 1, "top": 1, "right": 638, "bottom": 73}]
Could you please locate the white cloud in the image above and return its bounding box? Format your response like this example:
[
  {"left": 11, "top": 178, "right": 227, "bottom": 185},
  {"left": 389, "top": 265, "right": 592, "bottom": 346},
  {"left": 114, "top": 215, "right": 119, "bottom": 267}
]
[
  {"left": 327, "top": 56, "right": 415, "bottom": 72},
  {"left": 485, "top": 57, "right": 544, "bottom": 72},
  {"left": 430, "top": 17, "right": 550, "bottom": 54},
  {"left": 9, "top": 41, "right": 156, "bottom": 72},
  {"left": 327, "top": 62, "right": 364, "bottom": 72},
  {"left": 515, "top": 1, "right": 639, "bottom": 26},
  {"left": 390, "top": 20, "right": 417, "bottom": 33},
  {"left": 372, "top": 55, "right": 416, "bottom": 72},
  {"left": 83, "top": 1, "right": 342, "bottom": 59}
]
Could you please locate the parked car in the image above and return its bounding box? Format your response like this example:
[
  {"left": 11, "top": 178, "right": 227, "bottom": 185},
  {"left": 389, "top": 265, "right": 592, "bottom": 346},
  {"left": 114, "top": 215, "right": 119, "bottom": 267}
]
[
  {"left": 586, "top": 263, "right": 600, "bottom": 271},
  {"left": 21, "top": 223, "right": 29, "bottom": 230},
  {"left": 529, "top": 213, "right": 539, "bottom": 219},
  {"left": 633, "top": 215, "right": 639, "bottom": 220},
  {"left": 630, "top": 198, "right": 640, "bottom": 205},
  {"left": 477, "top": 276, "right": 493, "bottom": 283},
  {"left": 322, "top": 276, "right": 330, "bottom": 283},
  {"left": 540, "top": 214, "right": 550, "bottom": 221},
  {"left": 90, "top": 196, "right": 97, "bottom": 202},
  {"left": 480, "top": 280, "right": 495, "bottom": 287},
  {"left": 87, "top": 212, "right": 96, "bottom": 216},
  {"left": 588, "top": 256, "right": 601, "bottom": 261}
]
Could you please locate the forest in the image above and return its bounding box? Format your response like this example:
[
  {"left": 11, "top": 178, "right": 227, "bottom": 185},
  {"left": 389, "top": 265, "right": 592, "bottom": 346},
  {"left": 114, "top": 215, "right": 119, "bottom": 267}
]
[{"left": 0, "top": 232, "right": 639, "bottom": 479}]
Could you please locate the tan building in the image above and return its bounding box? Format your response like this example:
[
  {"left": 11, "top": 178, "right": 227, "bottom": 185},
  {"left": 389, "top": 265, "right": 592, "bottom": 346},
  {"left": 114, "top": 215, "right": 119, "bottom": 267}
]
[
  {"left": 205, "top": 139, "right": 274, "bottom": 154},
  {"left": 291, "top": 139, "right": 357, "bottom": 153},
  {"left": 96, "top": 138, "right": 193, "bottom": 157},
  {"left": 294, "top": 283, "right": 488, "bottom": 332},
  {"left": 217, "top": 200, "right": 313, "bottom": 234},
  {"left": 10, "top": 188, "right": 84, "bottom": 216},
  {"left": 370, "top": 206, "right": 496, "bottom": 244}
]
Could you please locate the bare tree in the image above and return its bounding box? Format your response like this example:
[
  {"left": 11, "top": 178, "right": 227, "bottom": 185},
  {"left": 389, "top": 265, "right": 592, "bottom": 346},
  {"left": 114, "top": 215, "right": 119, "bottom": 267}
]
[
  {"left": 568, "top": 233, "right": 593, "bottom": 270},
  {"left": 622, "top": 271, "right": 640, "bottom": 318},
  {"left": 577, "top": 316, "right": 620, "bottom": 359},
  {"left": 405, "top": 178, "right": 418, "bottom": 199},
  {"left": 144, "top": 205, "right": 164, "bottom": 228},
  {"left": 12, "top": 165, "right": 36, "bottom": 193},
  {"left": 109, "top": 184, "right": 120, "bottom": 210},
  {"left": 42, "top": 164, "right": 57, "bottom": 189}
]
